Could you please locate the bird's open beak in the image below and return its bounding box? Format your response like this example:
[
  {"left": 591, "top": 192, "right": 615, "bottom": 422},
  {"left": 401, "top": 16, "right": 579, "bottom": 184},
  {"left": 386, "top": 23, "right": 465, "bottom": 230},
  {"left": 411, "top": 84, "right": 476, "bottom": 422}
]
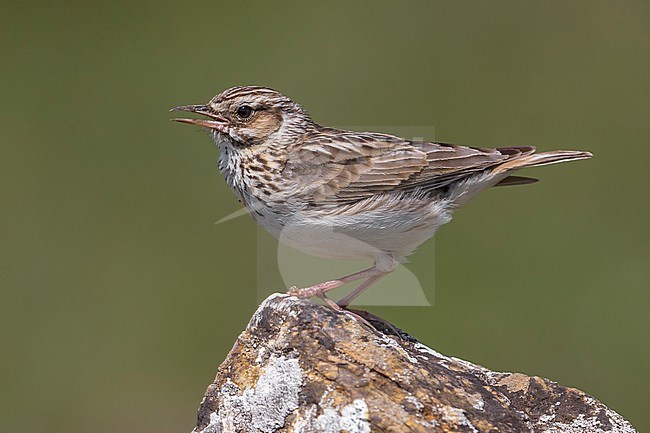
[{"left": 170, "top": 104, "right": 228, "bottom": 130}]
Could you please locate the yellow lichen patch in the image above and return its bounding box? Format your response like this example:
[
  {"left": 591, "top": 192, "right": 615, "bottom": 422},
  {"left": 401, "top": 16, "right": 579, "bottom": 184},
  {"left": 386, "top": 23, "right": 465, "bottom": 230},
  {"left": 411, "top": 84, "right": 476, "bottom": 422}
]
[
  {"left": 317, "top": 362, "right": 339, "bottom": 381},
  {"left": 497, "top": 372, "right": 530, "bottom": 394}
]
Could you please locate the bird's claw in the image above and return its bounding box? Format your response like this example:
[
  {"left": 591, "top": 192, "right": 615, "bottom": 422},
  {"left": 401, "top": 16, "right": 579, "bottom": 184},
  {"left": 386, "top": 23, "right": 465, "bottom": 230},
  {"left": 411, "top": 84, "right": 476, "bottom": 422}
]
[{"left": 287, "top": 286, "right": 299, "bottom": 295}]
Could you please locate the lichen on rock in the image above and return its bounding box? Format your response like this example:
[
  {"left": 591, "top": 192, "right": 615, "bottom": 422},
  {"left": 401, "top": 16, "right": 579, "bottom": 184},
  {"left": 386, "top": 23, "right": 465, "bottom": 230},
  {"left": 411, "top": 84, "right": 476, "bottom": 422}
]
[
  {"left": 198, "top": 355, "right": 302, "bottom": 433},
  {"left": 191, "top": 294, "right": 637, "bottom": 433}
]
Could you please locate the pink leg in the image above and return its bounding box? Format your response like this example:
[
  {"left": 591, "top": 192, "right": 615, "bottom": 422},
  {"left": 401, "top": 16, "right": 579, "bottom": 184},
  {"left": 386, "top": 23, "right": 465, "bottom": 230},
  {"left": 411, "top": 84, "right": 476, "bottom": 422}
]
[
  {"left": 287, "top": 266, "right": 383, "bottom": 299},
  {"left": 337, "top": 273, "right": 388, "bottom": 308}
]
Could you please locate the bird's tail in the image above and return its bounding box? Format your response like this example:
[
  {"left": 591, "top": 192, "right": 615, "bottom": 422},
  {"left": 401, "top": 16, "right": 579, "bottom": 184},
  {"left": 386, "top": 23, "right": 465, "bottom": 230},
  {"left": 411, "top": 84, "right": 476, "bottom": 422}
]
[
  {"left": 450, "top": 147, "right": 592, "bottom": 206},
  {"left": 493, "top": 149, "right": 593, "bottom": 175}
]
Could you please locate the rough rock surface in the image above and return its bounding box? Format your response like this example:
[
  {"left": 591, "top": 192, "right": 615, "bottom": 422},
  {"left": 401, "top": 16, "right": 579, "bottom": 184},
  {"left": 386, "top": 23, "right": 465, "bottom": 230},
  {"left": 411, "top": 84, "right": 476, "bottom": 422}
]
[{"left": 192, "top": 294, "right": 636, "bottom": 433}]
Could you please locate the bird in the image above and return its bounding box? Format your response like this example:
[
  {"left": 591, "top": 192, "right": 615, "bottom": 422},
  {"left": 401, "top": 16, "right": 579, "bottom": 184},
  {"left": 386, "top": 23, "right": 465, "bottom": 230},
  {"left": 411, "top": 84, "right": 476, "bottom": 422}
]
[{"left": 171, "top": 86, "right": 592, "bottom": 309}]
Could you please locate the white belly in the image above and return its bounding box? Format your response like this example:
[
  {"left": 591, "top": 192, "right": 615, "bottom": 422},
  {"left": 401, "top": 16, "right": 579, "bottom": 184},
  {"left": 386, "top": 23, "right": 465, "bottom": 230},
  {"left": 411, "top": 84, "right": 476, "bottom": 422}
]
[{"left": 255, "top": 193, "right": 453, "bottom": 263}]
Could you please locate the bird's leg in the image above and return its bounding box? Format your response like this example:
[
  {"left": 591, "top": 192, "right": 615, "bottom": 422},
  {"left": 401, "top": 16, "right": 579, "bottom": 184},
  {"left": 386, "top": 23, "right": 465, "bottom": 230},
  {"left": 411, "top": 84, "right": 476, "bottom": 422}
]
[
  {"left": 337, "top": 273, "right": 388, "bottom": 308},
  {"left": 287, "top": 266, "right": 383, "bottom": 299},
  {"left": 315, "top": 293, "right": 343, "bottom": 311}
]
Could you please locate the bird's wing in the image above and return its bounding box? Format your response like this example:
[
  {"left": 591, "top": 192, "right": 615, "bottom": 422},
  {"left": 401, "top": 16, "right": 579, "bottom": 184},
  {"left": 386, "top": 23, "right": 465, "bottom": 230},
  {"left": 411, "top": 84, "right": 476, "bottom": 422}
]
[{"left": 281, "top": 131, "right": 533, "bottom": 204}]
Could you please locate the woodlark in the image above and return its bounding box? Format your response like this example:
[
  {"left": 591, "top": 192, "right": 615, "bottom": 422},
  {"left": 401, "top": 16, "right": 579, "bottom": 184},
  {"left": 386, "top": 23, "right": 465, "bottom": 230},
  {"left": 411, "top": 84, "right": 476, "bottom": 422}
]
[{"left": 172, "top": 86, "right": 592, "bottom": 308}]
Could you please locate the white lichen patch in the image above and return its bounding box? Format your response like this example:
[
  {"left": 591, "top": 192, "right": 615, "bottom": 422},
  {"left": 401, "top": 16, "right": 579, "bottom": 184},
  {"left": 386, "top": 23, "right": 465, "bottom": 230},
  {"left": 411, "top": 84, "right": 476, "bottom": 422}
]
[
  {"left": 340, "top": 400, "right": 372, "bottom": 433},
  {"left": 402, "top": 394, "right": 424, "bottom": 412},
  {"left": 413, "top": 342, "right": 449, "bottom": 360},
  {"left": 205, "top": 355, "right": 303, "bottom": 433},
  {"left": 539, "top": 412, "right": 637, "bottom": 433},
  {"left": 449, "top": 355, "right": 490, "bottom": 374},
  {"left": 292, "top": 399, "right": 371, "bottom": 433},
  {"left": 413, "top": 340, "right": 490, "bottom": 376},
  {"left": 527, "top": 394, "right": 637, "bottom": 433},
  {"left": 539, "top": 413, "right": 556, "bottom": 424},
  {"left": 251, "top": 356, "right": 303, "bottom": 431},
  {"left": 248, "top": 293, "right": 300, "bottom": 329},
  {"left": 470, "top": 393, "right": 485, "bottom": 411},
  {"left": 413, "top": 341, "right": 487, "bottom": 374},
  {"left": 377, "top": 333, "right": 419, "bottom": 365},
  {"left": 536, "top": 395, "right": 638, "bottom": 433},
  {"left": 440, "top": 406, "right": 479, "bottom": 433}
]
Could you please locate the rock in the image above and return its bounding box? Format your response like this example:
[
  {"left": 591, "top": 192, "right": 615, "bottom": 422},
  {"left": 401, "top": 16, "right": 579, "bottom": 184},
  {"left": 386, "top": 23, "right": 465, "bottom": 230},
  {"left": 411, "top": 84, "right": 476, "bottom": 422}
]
[{"left": 191, "top": 294, "right": 637, "bottom": 433}]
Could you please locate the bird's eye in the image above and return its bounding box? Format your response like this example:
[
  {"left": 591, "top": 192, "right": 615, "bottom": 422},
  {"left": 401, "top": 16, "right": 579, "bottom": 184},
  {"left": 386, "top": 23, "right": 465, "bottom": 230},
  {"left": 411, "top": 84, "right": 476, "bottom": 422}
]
[{"left": 236, "top": 105, "right": 254, "bottom": 119}]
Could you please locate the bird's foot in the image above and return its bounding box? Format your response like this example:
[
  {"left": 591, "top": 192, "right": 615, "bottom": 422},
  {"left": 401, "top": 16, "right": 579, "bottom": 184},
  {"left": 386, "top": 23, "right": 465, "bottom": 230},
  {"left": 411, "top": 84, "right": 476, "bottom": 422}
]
[
  {"left": 287, "top": 280, "right": 341, "bottom": 299},
  {"left": 287, "top": 286, "right": 374, "bottom": 327},
  {"left": 287, "top": 285, "right": 342, "bottom": 309}
]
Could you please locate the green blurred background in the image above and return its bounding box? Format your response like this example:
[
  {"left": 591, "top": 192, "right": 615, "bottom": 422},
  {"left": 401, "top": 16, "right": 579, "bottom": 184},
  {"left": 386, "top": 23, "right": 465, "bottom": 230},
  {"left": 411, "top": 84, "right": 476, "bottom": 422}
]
[{"left": 1, "top": 1, "right": 648, "bottom": 431}]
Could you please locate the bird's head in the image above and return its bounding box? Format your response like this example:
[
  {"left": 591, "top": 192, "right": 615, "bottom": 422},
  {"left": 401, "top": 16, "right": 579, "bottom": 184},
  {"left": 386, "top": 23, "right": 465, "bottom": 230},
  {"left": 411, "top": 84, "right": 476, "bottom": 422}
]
[{"left": 171, "top": 86, "right": 313, "bottom": 148}]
